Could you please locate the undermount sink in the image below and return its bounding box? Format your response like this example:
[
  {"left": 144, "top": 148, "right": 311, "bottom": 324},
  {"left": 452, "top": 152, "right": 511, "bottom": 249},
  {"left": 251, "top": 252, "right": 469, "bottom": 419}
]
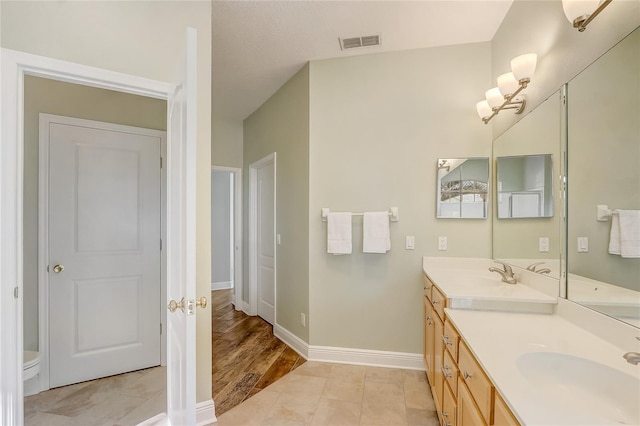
[{"left": 517, "top": 352, "right": 640, "bottom": 425}]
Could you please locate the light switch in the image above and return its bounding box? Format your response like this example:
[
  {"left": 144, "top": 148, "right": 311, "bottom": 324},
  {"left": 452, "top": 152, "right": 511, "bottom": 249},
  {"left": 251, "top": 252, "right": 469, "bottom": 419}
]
[
  {"left": 277, "top": 234, "right": 281, "bottom": 245},
  {"left": 578, "top": 237, "right": 589, "bottom": 252},
  {"left": 405, "top": 236, "right": 415, "bottom": 250},
  {"left": 539, "top": 237, "right": 549, "bottom": 253},
  {"left": 438, "top": 236, "right": 447, "bottom": 251}
]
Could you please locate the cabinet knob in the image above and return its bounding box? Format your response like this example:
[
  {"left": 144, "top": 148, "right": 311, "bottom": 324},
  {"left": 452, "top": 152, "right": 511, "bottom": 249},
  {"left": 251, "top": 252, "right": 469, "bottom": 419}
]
[{"left": 463, "top": 371, "right": 472, "bottom": 379}]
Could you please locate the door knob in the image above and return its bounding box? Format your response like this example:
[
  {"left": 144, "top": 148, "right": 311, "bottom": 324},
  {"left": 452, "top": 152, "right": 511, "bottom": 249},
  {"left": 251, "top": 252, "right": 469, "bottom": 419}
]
[
  {"left": 52, "top": 264, "right": 64, "bottom": 273},
  {"left": 195, "top": 296, "right": 207, "bottom": 309},
  {"left": 168, "top": 297, "right": 185, "bottom": 313}
]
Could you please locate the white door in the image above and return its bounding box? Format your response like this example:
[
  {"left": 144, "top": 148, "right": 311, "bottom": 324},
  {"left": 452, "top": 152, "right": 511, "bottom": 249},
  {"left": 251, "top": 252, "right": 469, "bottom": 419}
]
[
  {"left": 47, "top": 118, "right": 162, "bottom": 388},
  {"left": 253, "top": 155, "right": 276, "bottom": 325},
  {"left": 166, "top": 27, "right": 198, "bottom": 426}
]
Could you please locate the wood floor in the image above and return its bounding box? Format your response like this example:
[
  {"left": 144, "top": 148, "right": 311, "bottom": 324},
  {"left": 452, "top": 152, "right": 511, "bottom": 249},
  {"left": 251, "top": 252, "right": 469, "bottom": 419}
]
[{"left": 212, "top": 289, "right": 306, "bottom": 416}]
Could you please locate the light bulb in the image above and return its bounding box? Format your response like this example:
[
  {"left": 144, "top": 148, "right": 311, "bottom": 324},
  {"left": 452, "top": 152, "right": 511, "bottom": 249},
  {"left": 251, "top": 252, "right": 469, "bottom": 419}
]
[
  {"left": 485, "top": 87, "right": 504, "bottom": 109},
  {"left": 497, "top": 72, "right": 520, "bottom": 97},
  {"left": 511, "top": 53, "right": 537, "bottom": 83},
  {"left": 562, "top": 0, "right": 600, "bottom": 23},
  {"left": 476, "top": 100, "right": 492, "bottom": 119}
]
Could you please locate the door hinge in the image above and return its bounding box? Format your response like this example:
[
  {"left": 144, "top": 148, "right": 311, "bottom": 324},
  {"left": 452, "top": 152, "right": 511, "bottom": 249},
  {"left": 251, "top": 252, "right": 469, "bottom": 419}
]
[
  {"left": 14, "top": 287, "right": 19, "bottom": 299},
  {"left": 160, "top": 239, "right": 163, "bottom": 250},
  {"left": 160, "top": 323, "right": 163, "bottom": 335},
  {"left": 160, "top": 157, "right": 163, "bottom": 169}
]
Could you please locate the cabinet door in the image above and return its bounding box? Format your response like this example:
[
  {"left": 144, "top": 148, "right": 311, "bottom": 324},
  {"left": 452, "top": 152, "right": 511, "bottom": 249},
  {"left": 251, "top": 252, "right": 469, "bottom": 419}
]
[
  {"left": 424, "top": 297, "right": 435, "bottom": 384},
  {"left": 493, "top": 392, "right": 520, "bottom": 426},
  {"left": 457, "top": 379, "right": 487, "bottom": 426},
  {"left": 442, "top": 380, "right": 457, "bottom": 426},
  {"left": 433, "top": 314, "right": 445, "bottom": 413}
]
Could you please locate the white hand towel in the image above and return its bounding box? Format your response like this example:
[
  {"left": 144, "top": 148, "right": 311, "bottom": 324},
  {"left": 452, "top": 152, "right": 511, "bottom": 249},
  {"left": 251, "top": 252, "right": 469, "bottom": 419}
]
[
  {"left": 619, "top": 209, "right": 640, "bottom": 258},
  {"left": 609, "top": 213, "right": 621, "bottom": 255},
  {"left": 327, "top": 212, "right": 352, "bottom": 255},
  {"left": 363, "top": 212, "right": 390, "bottom": 253}
]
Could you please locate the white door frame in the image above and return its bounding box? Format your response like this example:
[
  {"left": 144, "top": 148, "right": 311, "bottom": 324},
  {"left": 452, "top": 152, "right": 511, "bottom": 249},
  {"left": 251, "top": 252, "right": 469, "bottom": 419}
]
[
  {"left": 248, "top": 153, "right": 276, "bottom": 319},
  {"left": 0, "top": 48, "right": 178, "bottom": 425},
  {"left": 211, "top": 166, "right": 243, "bottom": 310},
  {"left": 37, "top": 114, "right": 168, "bottom": 393}
]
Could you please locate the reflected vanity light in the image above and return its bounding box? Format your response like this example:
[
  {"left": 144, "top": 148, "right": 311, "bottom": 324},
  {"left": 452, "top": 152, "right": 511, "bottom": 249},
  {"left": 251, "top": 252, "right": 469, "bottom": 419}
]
[
  {"left": 562, "top": 0, "right": 612, "bottom": 32},
  {"left": 477, "top": 53, "right": 537, "bottom": 124}
]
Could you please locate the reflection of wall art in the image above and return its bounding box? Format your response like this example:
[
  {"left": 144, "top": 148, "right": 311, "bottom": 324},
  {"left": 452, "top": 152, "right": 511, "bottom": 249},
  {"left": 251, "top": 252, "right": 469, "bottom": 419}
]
[{"left": 436, "top": 158, "right": 489, "bottom": 219}]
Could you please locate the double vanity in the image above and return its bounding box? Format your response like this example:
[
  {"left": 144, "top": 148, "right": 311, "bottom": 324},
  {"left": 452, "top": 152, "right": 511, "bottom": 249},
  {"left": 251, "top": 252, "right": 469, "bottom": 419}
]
[{"left": 422, "top": 257, "right": 640, "bottom": 426}]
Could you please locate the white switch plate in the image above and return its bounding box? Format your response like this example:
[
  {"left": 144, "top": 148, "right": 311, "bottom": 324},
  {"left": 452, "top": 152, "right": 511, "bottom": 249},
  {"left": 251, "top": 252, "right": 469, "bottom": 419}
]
[
  {"left": 300, "top": 313, "right": 306, "bottom": 327},
  {"left": 438, "top": 236, "right": 447, "bottom": 251},
  {"left": 277, "top": 234, "right": 281, "bottom": 245},
  {"left": 539, "top": 237, "right": 549, "bottom": 253},
  {"left": 578, "top": 237, "right": 589, "bottom": 252},
  {"left": 406, "top": 236, "right": 415, "bottom": 250}
]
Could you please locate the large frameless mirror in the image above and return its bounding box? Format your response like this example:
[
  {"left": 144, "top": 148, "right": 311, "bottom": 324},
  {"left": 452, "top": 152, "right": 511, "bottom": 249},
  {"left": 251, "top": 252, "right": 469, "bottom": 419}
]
[{"left": 436, "top": 158, "right": 489, "bottom": 219}]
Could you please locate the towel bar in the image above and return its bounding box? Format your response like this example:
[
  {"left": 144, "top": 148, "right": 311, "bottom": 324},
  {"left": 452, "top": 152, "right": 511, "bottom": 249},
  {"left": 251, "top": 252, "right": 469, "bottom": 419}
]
[
  {"left": 596, "top": 204, "right": 619, "bottom": 221},
  {"left": 321, "top": 207, "right": 399, "bottom": 222}
]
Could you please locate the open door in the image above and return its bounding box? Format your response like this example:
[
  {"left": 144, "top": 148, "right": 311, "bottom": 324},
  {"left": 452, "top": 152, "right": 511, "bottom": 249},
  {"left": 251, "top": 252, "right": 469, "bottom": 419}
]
[{"left": 165, "top": 27, "right": 199, "bottom": 425}]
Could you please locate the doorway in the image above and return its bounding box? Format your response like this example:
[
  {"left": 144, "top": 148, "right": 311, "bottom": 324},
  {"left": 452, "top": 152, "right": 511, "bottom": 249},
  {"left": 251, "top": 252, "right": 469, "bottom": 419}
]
[
  {"left": 249, "top": 153, "right": 276, "bottom": 325},
  {"left": 211, "top": 166, "right": 243, "bottom": 310}
]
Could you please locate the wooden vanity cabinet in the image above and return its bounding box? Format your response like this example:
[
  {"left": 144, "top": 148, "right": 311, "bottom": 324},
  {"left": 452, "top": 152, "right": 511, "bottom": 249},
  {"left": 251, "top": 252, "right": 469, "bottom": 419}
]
[{"left": 422, "top": 274, "right": 520, "bottom": 426}]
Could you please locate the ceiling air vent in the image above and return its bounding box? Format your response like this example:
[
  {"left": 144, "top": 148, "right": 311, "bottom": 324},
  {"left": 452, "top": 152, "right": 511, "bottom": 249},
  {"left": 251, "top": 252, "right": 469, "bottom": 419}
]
[{"left": 339, "top": 34, "right": 381, "bottom": 50}]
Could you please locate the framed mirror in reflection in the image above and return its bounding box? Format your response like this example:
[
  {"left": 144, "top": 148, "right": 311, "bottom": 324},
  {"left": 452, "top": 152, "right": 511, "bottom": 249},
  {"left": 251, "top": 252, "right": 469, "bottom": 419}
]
[
  {"left": 566, "top": 26, "right": 640, "bottom": 328},
  {"left": 436, "top": 158, "right": 489, "bottom": 219},
  {"left": 496, "top": 154, "right": 554, "bottom": 219}
]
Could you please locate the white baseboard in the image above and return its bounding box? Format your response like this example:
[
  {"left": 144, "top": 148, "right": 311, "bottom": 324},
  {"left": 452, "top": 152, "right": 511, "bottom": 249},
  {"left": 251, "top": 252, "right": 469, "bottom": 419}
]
[
  {"left": 308, "top": 345, "right": 425, "bottom": 371},
  {"left": 211, "top": 281, "right": 233, "bottom": 291},
  {"left": 273, "top": 323, "right": 309, "bottom": 359},
  {"left": 197, "top": 399, "right": 216, "bottom": 426},
  {"left": 272, "top": 324, "right": 423, "bottom": 371}
]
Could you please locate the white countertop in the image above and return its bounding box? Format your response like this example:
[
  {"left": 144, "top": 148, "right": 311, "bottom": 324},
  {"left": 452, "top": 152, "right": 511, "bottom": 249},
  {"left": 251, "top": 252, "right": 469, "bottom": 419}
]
[{"left": 446, "top": 308, "right": 640, "bottom": 425}]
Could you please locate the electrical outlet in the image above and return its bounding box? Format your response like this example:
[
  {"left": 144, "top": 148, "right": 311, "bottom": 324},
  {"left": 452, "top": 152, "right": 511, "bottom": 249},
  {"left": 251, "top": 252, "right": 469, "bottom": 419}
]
[
  {"left": 438, "top": 236, "right": 447, "bottom": 251},
  {"left": 405, "top": 236, "right": 415, "bottom": 250},
  {"left": 539, "top": 237, "right": 549, "bottom": 253},
  {"left": 300, "top": 313, "right": 306, "bottom": 327}
]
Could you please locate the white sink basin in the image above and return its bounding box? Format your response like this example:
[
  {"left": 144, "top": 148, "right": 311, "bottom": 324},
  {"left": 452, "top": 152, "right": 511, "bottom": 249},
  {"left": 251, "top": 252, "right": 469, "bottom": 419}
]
[{"left": 517, "top": 352, "right": 640, "bottom": 425}]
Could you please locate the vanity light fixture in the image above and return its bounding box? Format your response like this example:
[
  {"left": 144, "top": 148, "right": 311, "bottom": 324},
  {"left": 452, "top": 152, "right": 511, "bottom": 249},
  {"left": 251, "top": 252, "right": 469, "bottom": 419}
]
[
  {"left": 476, "top": 53, "right": 537, "bottom": 124},
  {"left": 562, "top": 0, "right": 612, "bottom": 32}
]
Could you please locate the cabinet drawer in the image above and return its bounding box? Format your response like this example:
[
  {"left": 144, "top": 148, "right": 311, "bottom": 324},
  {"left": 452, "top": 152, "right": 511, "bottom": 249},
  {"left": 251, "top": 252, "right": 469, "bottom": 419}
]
[
  {"left": 458, "top": 341, "right": 493, "bottom": 425},
  {"left": 493, "top": 392, "right": 520, "bottom": 426},
  {"left": 423, "top": 275, "right": 433, "bottom": 301},
  {"left": 431, "top": 285, "right": 446, "bottom": 320},
  {"left": 442, "top": 377, "right": 457, "bottom": 426},
  {"left": 443, "top": 319, "right": 460, "bottom": 361},
  {"left": 442, "top": 347, "right": 458, "bottom": 396}
]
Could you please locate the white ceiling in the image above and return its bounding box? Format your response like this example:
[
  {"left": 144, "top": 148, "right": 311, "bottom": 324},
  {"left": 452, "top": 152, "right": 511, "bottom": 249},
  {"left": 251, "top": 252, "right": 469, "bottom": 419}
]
[{"left": 212, "top": 0, "right": 514, "bottom": 122}]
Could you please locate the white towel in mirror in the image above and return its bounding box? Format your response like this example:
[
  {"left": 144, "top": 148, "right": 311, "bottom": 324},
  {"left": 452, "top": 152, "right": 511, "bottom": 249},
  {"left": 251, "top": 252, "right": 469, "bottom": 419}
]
[
  {"left": 327, "top": 212, "right": 352, "bottom": 255},
  {"left": 619, "top": 210, "right": 640, "bottom": 258},
  {"left": 608, "top": 213, "right": 621, "bottom": 255},
  {"left": 363, "top": 212, "right": 390, "bottom": 253}
]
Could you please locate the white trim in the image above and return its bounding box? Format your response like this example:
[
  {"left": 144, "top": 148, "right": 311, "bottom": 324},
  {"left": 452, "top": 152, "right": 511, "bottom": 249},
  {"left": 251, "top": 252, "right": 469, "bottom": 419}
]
[
  {"left": 241, "top": 301, "right": 251, "bottom": 315},
  {"left": 196, "top": 399, "right": 217, "bottom": 426},
  {"left": 211, "top": 281, "right": 233, "bottom": 291},
  {"left": 37, "top": 114, "right": 167, "bottom": 393},
  {"left": 0, "top": 48, "right": 175, "bottom": 425},
  {"left": 248, "top": 153, "right": 276, "bottom": 321},
  {"left": 211, "top": 166, "right": 243, "bottom": 312},
  {"left": 273, "top": 324, "right": 309, "bottom": 359},
  {"left": 308, "top": 346, "right": 424, "bottom": 371}
]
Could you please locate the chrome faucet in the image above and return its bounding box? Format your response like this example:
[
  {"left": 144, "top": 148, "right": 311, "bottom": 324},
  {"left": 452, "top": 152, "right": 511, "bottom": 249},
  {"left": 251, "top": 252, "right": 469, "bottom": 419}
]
[
  {"left": 489, "top": 261, "right": 517, "bottom": 284},
  {"left": 623, "top": 352, "right": 640, "bottom": 365}
]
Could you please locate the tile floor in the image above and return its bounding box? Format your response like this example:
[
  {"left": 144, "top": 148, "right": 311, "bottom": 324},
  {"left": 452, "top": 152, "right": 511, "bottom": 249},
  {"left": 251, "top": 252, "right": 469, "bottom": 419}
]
[
  {"left": 214, "top": 361, "right": 439, "bottom": 426},
  {"left": 24, "top": 366, "right": 166, "bottom": 426}
]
